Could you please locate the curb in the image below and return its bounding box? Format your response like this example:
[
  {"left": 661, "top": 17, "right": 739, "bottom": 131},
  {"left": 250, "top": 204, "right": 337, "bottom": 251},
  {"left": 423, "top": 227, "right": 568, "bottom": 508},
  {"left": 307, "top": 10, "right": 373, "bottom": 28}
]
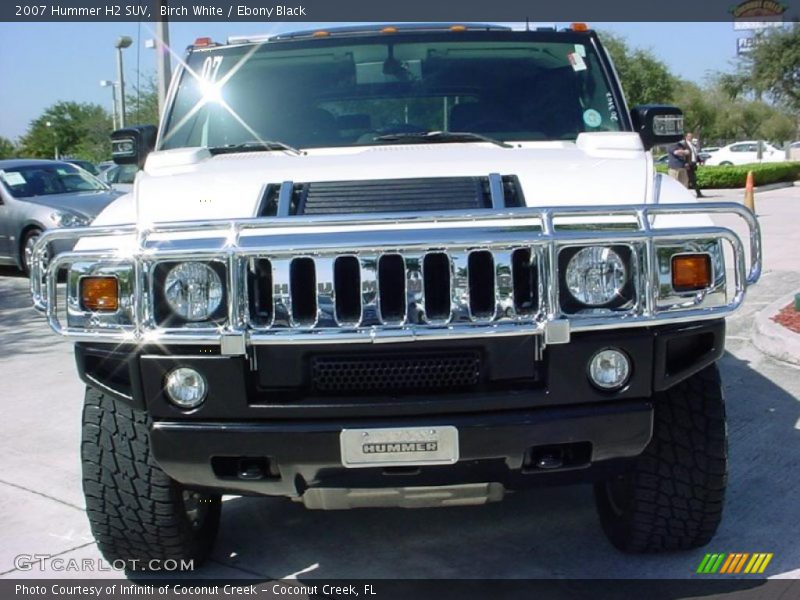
[
  {"left": 710, "top": 181, "right": 798, "bottom": 194},
  {"left": 752, "top": 292, "right": 800, "bottom": 366}
]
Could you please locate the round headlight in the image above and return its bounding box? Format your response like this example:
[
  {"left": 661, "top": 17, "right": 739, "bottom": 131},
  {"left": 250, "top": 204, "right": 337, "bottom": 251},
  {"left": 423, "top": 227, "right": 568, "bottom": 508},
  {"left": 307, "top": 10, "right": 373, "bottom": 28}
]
[
  {"left": 588, "top": 348, "right": 631, "bottom": 390},
  {"left": 164, "top": 262, "right": 223, "bottom": 321},
  {"left": 565, "top": 246, "right": 627, "bottom": 306},
  {"left": 164, "top": 367, "right": 207, "bottom": 409}
]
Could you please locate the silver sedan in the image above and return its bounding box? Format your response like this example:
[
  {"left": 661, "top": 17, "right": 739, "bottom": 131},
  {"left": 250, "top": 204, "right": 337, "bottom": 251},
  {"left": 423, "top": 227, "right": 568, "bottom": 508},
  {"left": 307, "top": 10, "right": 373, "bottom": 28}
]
[{"left": 0, "top": 159, "right": 123, "bottom": 274}]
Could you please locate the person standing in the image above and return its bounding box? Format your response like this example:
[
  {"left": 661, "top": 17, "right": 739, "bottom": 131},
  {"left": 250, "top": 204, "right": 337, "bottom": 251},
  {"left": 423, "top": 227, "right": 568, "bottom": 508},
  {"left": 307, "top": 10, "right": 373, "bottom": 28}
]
[
  {"left": 684, "top": 132, "right": 705, "bottom": 198},
  {"left": 667, "top": 138, "right": 690, "bottom": 187}
]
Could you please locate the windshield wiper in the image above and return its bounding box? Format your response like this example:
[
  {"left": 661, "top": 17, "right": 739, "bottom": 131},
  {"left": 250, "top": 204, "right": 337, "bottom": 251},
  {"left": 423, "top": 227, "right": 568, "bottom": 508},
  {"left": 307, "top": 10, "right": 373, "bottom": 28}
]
[
  {"left": 207, "top": 140, "right": 304, "bottom": 156},
  {"left": 372, "top": 131, "right": 512, "bottom": 149}
]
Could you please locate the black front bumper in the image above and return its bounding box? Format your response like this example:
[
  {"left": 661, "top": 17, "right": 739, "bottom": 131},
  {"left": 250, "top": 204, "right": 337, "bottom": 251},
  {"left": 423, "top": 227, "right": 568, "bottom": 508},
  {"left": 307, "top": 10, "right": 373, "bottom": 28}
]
[
  {"left": 74, "top": 319, "right": 725, "bottom": 497},
  {"left": 150, "top": 400, "right": 653, "bottom": 496}
]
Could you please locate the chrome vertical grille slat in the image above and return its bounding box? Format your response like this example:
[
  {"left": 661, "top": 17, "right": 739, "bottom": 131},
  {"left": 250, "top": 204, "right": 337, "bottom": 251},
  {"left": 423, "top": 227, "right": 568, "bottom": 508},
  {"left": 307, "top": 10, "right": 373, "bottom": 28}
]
[
  {"left": 270, "top": 258, "right": 292, "bottom": 328},
  {"left": 493, "top": 250, "right": 515, "bottom": 320},
  {"left": 405, "top": 254, "right": 424, "bottom": 325},
  {"left": 314, "top": 257, "right": 336, "bottom": 327},
  {"left": 359, "top": 256, "right": 379, "bottom": 326},
  {"left": 450, "top": 252, "right": 471, "bottom": 323}
]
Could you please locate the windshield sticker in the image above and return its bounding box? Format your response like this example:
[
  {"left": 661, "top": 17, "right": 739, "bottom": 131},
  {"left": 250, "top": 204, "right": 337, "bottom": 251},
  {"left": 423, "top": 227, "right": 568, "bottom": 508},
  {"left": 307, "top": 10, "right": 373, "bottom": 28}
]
[
  {"left": 567, "top": 52, "right": 587, "bottom": 72},
  {"left": 1, "top": 171, "right": 26, "bottom": 186},
  {"left": 574, "top": 44, "right": 587, "bottom": 57},
  {"left": 605, "top": 92, "right": 620, "bottom": 122},
  {"left": 583, "top": 109, "right": 603, "bottom": 128}
]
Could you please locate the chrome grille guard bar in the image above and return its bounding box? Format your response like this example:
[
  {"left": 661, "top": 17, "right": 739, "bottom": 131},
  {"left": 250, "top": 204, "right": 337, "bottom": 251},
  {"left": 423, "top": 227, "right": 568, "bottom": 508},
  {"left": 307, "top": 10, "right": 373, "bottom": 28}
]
[{"left": 29, "top": 202, "right": 761, "bottom": 350}]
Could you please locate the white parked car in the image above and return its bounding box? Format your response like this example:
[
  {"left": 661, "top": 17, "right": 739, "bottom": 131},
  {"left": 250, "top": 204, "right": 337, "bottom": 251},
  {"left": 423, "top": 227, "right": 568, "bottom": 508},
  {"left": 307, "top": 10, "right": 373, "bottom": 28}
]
[{"left": 703, "top": 141, "right": 786, "bottom": 166}]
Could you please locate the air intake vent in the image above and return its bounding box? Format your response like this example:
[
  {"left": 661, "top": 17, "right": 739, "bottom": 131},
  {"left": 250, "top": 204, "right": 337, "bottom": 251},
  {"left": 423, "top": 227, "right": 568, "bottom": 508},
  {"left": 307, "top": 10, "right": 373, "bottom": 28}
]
[
  {"left": 248, "top": 259, "right": 273, "bottom": 326},
  {"left": 290, "top": 258, "right": 317, "bottom": 325},
  {"left": 311, "top": 351, "right": 482, "bottom": 394},
  {"left": 258, "top": 176, "right": 525, "bottom": 216},
  {"left": 468, "top": 251, "right": 495, "bottom": 318},
  {"left": 423, "top": 253, "right": 451, "bottom": 320},
  {"left": 378, "top": 254, "right": 406, "bottom": 322}
]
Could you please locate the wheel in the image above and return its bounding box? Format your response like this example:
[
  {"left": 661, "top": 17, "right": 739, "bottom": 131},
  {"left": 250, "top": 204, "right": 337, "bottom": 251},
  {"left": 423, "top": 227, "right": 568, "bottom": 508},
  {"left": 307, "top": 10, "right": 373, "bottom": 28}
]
[
  {"left": 594, "top": 364, "right": 726, "bottom": 552},
  {"left": 81, "top": 387, "right": 221, "bottom": 569},
  {"left": 21, "top": 228, "right": 47, "bottom": 275}
]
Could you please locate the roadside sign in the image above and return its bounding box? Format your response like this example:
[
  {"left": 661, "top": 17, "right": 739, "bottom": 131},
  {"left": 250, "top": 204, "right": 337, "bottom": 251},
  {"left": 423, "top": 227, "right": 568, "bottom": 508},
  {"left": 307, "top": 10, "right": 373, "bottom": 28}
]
[
  {"left": 737, "top": 37, "right": 757, "bottom": 54},
  {"left": 733, "top": 21, "right": 784, "bottom": 30}
]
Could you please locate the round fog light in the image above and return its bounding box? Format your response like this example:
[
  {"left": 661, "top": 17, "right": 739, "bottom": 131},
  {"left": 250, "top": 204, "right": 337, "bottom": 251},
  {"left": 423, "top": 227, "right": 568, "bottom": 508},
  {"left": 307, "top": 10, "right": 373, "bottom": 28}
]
[
  {"left": 588, "top": 349, "right": 631, "bottom": 390},
  {"left": 164, "top": 367, "right": 207, "bottom": 409}
]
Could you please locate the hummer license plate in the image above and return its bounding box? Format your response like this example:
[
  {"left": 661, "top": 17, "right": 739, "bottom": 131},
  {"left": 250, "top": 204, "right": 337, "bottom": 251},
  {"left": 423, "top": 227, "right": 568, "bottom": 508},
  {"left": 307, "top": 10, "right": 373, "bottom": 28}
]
[{"left": 340, "top": 426, "right": 459, "bottom": 469}]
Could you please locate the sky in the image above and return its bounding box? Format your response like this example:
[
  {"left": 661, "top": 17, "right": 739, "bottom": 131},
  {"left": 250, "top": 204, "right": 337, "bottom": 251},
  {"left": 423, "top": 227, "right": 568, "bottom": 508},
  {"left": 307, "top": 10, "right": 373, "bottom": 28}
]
[{"left": 0, "top": 21, "right": 748, "bottom": 141}]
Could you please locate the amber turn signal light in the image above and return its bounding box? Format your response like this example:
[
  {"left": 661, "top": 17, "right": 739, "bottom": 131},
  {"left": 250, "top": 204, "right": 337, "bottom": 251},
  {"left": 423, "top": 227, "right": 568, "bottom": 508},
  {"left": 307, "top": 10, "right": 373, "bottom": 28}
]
[
  {"left": 80, "top": 277, "right": 119, "bottom": 312},
  {"left": 671, "top": 254, "right": 712, "bottom": 292}
]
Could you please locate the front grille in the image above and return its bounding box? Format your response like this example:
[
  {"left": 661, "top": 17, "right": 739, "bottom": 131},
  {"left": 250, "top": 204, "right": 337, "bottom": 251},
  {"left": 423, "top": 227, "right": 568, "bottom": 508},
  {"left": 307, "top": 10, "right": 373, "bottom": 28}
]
[
  {"left": 247, "top": 247, "right": 539, "bottom": 329},
  {"left": 258, "top": 175, "right": 525, "bottom": 216},
  {"left": 311, "top": 352, "right": 481, "bottom": 394}
]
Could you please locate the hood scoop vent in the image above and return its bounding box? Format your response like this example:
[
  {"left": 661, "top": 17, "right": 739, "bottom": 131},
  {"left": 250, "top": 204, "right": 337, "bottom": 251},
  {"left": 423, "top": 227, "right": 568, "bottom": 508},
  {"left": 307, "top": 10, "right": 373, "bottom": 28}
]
[{"left": 258, "top": 176, "right": 525, "bottom": 217}]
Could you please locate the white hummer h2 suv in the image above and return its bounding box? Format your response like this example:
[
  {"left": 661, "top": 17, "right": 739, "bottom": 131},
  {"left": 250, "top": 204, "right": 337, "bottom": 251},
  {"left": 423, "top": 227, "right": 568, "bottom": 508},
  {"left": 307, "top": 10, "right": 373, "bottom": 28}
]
[{"left": 31, "top": 23, "right": 761, "bottom": 567}]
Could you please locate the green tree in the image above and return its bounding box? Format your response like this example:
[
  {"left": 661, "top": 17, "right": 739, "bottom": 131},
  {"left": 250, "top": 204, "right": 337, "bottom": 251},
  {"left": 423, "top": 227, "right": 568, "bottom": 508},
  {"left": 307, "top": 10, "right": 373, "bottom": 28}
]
[
  {"left": 741, "top": 25, "right": 800, "bottom": 112},
  {"left": 670, "top": 80, "right": 717, "bottom": 139},
  {"left": 0, "top": 136, "right": 16, "bottom": 159},
  {"left": 125, "top": 74, "right": 160, "bottom": 127},
  {"left": 601, "top": 33, "right": 676, "bottom": 106},
  {"left": 19, "top": 102, "right": 112, "bottom": 163}
]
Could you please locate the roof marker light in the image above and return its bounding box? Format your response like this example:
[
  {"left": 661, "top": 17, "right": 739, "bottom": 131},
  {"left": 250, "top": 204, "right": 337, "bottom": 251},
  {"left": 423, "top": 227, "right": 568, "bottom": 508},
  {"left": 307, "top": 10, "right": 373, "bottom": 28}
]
[
  {"left": 570, "top": 23, "right": 590, "bottom": 32},
  {"left": 193, "top": 37, "right": 214, "bottom": 47},
  {"left": 381, "top": 26, "right": 398, "bottom": 34},
  {"left": 312, "top": 30, "right": 330, "bottom": 38},
  {"left": 450, "top": 25, "right": 467, "bottom": 32}
]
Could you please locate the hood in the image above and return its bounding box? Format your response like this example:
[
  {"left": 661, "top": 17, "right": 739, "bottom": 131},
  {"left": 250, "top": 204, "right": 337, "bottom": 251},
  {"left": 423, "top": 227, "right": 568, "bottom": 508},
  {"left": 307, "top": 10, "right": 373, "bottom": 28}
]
[
  {"left": 25, "top": 189, "right": 123, "bottom": 219},
  {"left": 132, "top": 132, "right": 653, "bottom": 224}
]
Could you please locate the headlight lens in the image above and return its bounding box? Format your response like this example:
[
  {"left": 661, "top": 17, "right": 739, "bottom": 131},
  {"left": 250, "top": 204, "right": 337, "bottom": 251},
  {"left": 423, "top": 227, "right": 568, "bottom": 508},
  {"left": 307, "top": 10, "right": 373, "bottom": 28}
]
[
  {"left": 565, "top": 246, "right": 627, "bottom": 306},
  {"left": 164, "top": 262, "right": 223, "bottom": 321},
  {"left": 51, "top": 211, "right": 91, "bottom": 227}
]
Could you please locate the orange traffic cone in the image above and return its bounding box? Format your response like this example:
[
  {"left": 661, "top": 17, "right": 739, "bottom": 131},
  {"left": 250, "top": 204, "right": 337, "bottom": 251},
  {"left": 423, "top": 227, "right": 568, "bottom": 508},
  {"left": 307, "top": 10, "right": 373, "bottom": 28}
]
[{"left": 744, "top": 170, "right": 755, "bottom": 213}]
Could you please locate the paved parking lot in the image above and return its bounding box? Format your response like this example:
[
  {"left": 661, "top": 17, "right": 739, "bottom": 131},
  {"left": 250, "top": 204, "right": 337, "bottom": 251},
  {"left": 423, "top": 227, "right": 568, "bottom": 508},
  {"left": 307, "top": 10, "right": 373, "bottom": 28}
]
[{"left": 1, "top": 186, "right": 798, "bottom": 580}]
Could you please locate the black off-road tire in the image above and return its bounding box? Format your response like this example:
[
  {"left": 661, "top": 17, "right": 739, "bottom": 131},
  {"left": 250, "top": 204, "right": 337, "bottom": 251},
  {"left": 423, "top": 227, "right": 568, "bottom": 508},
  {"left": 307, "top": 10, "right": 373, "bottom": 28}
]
[
  {"left": 594, "top": 364, "right": 727, "bottom": 553},
  {"left": 82, "top": 387, "right": 221, "bottom": 569}
]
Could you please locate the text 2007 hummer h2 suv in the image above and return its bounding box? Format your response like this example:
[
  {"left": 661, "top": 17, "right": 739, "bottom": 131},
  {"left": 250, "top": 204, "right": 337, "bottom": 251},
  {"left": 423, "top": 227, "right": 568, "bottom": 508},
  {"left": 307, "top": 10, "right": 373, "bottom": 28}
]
[{"left": 31, "top": 23, "right": 761, "bottom": 566}]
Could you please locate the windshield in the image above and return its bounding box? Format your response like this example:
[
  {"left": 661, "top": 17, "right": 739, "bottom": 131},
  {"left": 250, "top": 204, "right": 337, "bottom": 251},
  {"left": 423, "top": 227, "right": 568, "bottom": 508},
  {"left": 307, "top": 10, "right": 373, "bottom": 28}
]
[
  {"left": 0, "top": 163, "right": 108, "bottom": 198},
  {"left": 162, "top": 33, "right": 624, "bottom": 150}
]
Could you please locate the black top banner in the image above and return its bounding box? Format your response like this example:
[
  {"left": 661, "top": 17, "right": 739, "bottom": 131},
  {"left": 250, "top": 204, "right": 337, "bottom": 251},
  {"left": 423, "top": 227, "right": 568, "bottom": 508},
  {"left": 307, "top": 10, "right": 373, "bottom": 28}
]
[{"left": 2, "top": 0, "right": 800, "bottom": 22}]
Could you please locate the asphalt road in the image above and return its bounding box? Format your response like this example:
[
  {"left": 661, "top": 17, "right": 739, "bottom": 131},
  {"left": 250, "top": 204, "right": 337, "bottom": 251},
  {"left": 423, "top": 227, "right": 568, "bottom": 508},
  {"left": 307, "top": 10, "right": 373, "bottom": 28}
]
[{"left": 0, "top": 186, "right": 798, "bottom": 581}]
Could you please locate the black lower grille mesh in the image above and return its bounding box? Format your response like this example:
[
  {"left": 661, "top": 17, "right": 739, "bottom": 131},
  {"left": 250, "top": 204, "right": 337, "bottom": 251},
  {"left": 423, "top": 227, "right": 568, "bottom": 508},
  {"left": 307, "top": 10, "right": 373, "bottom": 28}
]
[{"left": 311, "top": 352, "right": 481, "bottom": 394}]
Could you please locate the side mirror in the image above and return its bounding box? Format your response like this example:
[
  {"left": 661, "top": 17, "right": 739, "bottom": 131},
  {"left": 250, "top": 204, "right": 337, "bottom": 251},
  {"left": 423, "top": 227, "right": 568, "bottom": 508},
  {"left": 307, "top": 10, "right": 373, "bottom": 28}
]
[
  {"left": 630, "top": 105, "right": 684, "bottom": 151},
  {"left": 111, "top": 125, "right": 157, "bottom": 169}
]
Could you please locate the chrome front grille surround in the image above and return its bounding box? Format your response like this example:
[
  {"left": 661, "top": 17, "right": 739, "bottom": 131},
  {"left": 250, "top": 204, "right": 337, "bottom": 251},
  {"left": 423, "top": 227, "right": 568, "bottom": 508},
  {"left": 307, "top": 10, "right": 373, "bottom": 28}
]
[
  {"left": 30, "top": 202, "right": 761, "bottom": 352},
  {"left": 246, "top": 248, "right": 539, "bottom": 331}
]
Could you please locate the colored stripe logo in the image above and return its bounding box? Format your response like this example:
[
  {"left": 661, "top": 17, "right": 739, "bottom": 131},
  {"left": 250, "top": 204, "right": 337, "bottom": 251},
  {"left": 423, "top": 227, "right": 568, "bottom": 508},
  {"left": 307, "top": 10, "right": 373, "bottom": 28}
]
[{"left": 697, "top": 553, "right": 773, "bottom": 574}]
